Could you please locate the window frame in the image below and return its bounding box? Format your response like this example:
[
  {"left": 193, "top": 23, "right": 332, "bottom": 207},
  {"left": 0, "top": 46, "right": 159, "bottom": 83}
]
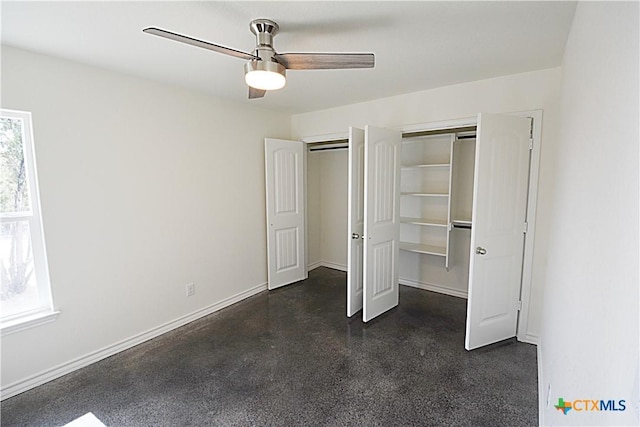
[{"left": 1, "top": 109, "right": 58, "bottom": 334}]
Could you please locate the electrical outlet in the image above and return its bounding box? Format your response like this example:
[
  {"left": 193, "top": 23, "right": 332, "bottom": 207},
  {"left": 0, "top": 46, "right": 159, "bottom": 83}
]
[{"left": 186, "top": 283, "right": 195, "bottom": 297}]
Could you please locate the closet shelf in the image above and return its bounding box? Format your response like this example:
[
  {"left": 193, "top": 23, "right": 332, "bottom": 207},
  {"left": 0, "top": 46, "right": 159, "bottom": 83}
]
[
  {"left": 401, "top": 163, "right": 450, "bottom": 169},
  {"left": 400, "top": 242, "right": 446, "bottom": 257},
  {"left": 401, "top": 192, "right": 449, "bottom": 197},
  {"left": 401, "top": 217, "right": 448, "bottom": 227}
]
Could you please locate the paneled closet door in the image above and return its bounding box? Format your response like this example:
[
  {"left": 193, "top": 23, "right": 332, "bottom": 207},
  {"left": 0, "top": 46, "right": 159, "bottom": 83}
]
[
  {"left": 363, "top": 126, "right": 402, "bottom": 322},
  {"left": 347, "top": 127, "right": 365, "bottom": 317},
  {"left": 465, "top": 114, "right": 531, "bottom": 350},
  {"left": 265, "top": 138, "right": 307, "bottom": 290}
]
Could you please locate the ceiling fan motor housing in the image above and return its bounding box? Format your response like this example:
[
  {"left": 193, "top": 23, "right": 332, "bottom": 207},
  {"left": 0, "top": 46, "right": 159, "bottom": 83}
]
[
  {"left": 250, "top": 19, "right": 279, "bottom": 46},
  {"left": 250, "top": 18, "right": 280, "bottom": 63}
]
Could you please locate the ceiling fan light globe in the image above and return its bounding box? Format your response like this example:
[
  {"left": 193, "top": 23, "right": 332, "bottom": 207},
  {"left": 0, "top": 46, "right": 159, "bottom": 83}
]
[
  {"left": 245, "top": 70, "right": 286, "bottom": 90},
  {"left": 244, "top": 61, "right": 286, "bottom": 90}
]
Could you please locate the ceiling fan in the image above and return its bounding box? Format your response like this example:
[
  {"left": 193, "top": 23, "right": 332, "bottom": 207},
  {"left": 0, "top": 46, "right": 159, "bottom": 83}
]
[{"left": 143, "top": 19, "right": 375, "bottom": 99}]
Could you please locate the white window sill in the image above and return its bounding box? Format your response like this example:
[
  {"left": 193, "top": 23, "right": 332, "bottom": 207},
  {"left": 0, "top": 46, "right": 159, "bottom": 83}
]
[{"left": 1, "top": 310, "right": 60, "bottom": 336}]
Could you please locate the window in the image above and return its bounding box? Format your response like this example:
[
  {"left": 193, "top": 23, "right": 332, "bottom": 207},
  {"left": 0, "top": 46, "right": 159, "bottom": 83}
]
[{"left": 1, "top": 109, "right": 57, "bottom": 334}]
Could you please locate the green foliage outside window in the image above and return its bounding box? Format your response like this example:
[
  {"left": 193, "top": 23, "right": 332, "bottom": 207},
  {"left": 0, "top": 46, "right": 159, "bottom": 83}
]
[
  {"left": 1, "top": 117, "right": 34, "bottom": 302},
  {"left": 1, "top": 117, "right": 30, "bottom": 213}
]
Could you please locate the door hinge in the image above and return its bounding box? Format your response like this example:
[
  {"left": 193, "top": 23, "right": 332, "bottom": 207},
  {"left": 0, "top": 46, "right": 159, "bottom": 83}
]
[
  {"left": 523, "top": 222, "right": 528, "bottom": 233},
  {"left": 529, "top": 138, "right": 533, "bottom": 150},
  {"left": 529, "top": 118, "right": 534, "bottom": 139},
  {"left": 517, "top": 300, "right": 522, "bottom": 311}
]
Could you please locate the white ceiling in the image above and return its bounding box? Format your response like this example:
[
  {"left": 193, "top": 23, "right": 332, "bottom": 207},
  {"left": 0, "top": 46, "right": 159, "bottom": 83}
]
[{"left": 1, "top": 1, "right": 576, "bottom": 114}]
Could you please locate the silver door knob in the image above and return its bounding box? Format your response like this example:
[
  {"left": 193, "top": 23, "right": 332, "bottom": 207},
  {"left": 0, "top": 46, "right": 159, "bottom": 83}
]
[
  {"left": 475, "top": 246, "right": 487, "bottom": 255},
  {"left": 352, "top": 233, "right": 360, "bottom": 239}
]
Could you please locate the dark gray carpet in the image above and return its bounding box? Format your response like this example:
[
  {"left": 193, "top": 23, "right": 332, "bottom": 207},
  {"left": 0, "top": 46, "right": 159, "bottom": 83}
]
[{"left": 1, "top": 267, "right": 538, "bottom": 426}]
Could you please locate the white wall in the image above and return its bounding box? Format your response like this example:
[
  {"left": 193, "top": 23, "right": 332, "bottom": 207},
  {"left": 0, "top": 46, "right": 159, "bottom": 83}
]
[
  {"left": 307, "top": 149, "right": 349, "bottom": 270},
  {"left": 319, "top": 150, "right": 348, "bottom": 269},
  {"left": 540, "top": 3, "right": 639, "bottom": 426},
  {"left": 0, "top": 46, "right": 291, "bottom": 394},
  {"left": 292, "top": 67, "right": 563, "bottom": 340},
  {"left": 307, "top": 150, "right": 321, "bottom": 267}
]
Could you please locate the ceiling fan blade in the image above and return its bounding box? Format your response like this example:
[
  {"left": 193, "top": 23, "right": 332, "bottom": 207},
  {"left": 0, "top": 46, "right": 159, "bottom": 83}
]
[
  {"left": 274, "top": 53, "right": 375, "bottom": 70},
  {"left": 248, "top": 87, "right": 267, "bottom": 99},
  {"left": 143, "top": 27, "right": 259, "bottom": 61}
]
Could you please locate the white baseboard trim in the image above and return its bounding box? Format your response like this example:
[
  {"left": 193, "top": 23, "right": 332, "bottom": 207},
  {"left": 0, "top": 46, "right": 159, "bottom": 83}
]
[
  {"left": 537, "top": 342, "right": 545, "bottom": 427},
  {"left": 1, "top": 282, "right": 268, "bottom": 400},
  {"left": 520, "top": 333, "right": 539, "bottom": 346},
  {"left": 308, "top": 261, "right": 347, "bottom": 272},
  {"left": 307, "top": 261, "right": 323, "bottom": 271},
  {"left": 399, "top": 278, "right": 468, "bottom": 299},
  {"left": 319, "top": 261, "right": 347, "bottom": 272}
]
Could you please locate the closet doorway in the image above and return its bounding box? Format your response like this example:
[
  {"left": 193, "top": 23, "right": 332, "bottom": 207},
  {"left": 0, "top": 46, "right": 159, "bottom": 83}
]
[{"left": 266, "top": 110, "right": 542, "bottom": 350}]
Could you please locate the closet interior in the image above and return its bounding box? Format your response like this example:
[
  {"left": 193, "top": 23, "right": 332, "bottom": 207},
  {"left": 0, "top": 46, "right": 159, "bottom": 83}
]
[
  {"left": 307, "top": 127, "right": 478, "bottom": 299},
  {"left": 398, "top": 128, "right": 477, "bottom": 297}
]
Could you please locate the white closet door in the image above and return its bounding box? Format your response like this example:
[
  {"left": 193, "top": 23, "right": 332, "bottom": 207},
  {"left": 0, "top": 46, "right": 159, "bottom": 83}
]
[
  {"left": 347, "top": 127, "right": 365, "bottom": 317},
  {"left": 465, "top": 113, "right": 531, "bottom": 350},
  {"left": 265, "top": 138, "right": 306, "bottom": 290},
  {"left": 363, "top": 125, "right": 402, "bottom": 322}
]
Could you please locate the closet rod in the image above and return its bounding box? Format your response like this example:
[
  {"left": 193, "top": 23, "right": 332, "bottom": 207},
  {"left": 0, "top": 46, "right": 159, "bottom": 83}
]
[
  {"left": 402, "top": 125, "right": 477, "bottom": 139},
  {"left": 452, "top": 223, "right": 472, "bottom": 229},
  {"left": 309, "top": 145, "right": 348, "bottom": 152},
  {"left": 451, "top": 223, "right": 472, "bottom": 230}
]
